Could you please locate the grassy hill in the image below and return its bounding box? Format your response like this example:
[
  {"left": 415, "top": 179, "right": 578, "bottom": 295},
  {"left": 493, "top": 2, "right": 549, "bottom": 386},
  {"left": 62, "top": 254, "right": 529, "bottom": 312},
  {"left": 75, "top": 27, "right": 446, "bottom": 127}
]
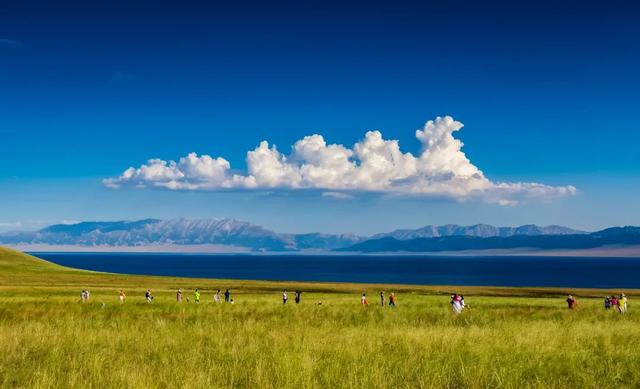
[{"left": 2, "top": 246, "right": 640, "bottom": 388}]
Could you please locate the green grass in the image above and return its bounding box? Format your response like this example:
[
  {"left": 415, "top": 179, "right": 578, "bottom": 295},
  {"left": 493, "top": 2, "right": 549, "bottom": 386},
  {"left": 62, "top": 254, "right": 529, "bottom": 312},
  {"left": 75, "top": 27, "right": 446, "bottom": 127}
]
[{"left": 1, "top": 246, "right": 639, "bottom": 388}]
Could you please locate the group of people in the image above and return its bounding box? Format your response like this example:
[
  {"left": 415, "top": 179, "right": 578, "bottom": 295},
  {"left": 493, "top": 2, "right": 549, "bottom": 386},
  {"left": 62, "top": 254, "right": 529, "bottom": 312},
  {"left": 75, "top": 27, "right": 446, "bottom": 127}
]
[
  {"left": 113, "top": 288, "right": 235, "bottom": 304},
  {"left": 175, "top": 288, "right": 234, "bottom": 304},
  {"left": 566, "top": 294, "right": 629, "bottom": 312},
  {"left": 450, "top": 294, "right": 466, "bottom": 313},
  {"left": 604, "top": 294, "right": 628, "bottom": 313},
  {"left": 85, "top": 289, "right": 631, "bottom": 314},
  {"left": 360, "top": 291, "right": 397, "bottom": 307},
  {"left": 281, "top": 290, "right": 301, "bottom": 304}
]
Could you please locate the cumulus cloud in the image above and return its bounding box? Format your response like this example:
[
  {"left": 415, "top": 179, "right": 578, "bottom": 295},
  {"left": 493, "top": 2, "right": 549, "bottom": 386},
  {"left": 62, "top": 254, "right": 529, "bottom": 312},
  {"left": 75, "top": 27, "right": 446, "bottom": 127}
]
[{"left": 104, "top": 116, "right": 576, "bottom": 204}]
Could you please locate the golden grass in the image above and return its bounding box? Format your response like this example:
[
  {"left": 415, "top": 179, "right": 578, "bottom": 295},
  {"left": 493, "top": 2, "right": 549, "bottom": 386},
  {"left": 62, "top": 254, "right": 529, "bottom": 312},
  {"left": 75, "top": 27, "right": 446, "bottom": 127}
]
[{"left": 1, "top": 246, "right": 639, "bottom": 388}]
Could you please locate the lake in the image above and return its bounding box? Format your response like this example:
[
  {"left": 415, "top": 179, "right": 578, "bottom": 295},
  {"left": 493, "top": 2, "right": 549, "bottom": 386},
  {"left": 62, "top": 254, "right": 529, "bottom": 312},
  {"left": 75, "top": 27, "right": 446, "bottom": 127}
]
[{"left": 32, "top": 252, "right": 640, "bottom": 288}]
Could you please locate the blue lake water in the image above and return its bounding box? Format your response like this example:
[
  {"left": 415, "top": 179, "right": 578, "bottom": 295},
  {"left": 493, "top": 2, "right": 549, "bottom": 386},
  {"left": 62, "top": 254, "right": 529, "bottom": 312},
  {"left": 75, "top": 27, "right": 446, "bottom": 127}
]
[{"left": 32, "top": 252, "right": 640, "bottom": 288}]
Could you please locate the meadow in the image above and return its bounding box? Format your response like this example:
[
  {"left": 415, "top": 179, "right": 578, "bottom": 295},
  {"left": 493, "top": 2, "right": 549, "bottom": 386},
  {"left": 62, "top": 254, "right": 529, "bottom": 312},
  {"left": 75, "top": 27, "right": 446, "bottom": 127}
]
[{"left": 1, "top": 247, "right": 639, "bottom": 388}]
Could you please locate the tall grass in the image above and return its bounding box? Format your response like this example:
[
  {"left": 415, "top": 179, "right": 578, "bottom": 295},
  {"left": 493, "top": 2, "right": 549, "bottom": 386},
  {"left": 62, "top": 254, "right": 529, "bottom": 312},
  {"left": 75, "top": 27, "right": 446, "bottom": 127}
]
[
  {"left": 1, "top": 247, "right": 639, "bottom": 388},
  {"left": 1, "top": 292, "right": 639, "bottom": 388}
]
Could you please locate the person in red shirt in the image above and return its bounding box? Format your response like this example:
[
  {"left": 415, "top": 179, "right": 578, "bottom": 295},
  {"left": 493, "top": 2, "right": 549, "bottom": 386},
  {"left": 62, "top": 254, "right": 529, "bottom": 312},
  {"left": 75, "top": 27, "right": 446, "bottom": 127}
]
[{"left": 566, "top": 295, "right": 577, "bottom": 309}]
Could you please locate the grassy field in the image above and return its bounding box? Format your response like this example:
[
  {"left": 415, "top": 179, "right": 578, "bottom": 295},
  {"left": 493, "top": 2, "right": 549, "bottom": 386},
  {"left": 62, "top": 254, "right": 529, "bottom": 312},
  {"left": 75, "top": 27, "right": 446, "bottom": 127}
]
[{"left": 1, "top": 247, "right": 639, "bottom": 388}]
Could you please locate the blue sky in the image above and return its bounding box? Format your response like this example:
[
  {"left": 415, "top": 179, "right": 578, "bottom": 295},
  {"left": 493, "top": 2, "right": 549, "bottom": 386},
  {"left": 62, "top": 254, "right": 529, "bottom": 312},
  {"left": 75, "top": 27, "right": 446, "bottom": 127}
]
[{"left": 1, "top": 1, "right": 639, "bottom": 234}]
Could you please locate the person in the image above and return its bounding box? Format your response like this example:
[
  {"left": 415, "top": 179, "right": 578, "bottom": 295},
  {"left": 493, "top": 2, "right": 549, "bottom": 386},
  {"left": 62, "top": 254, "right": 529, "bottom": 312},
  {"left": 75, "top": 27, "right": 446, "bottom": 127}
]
[
  {"left": 194, "top": 289, "right": 201, "bottom": 303},
  {"left": 224, "top": 289, "right": 230, "bottom": 303},
  {"left": 119, "top": 289, "right": 126, "bottom": 303},
  {"left": 604, "top": 296, "right": 611, "bottom": 310},
  {"left": 80, "top": 290, "right": 87, "bottom": 302},
  {"left": 451, "top": 294, "right": 463, "bottom": 313},
  {"left": 361, "top": 293, "right": 368, "bottom": 306},
  {"left": 230, "top": 298, "right": 235, "bottom": 305},
  {"left": 380, "top": 291, "right": 385, "bottom": 307},
  {"left": 610, "top": 295, "right": 618, "bottom": 309},
  {"left": 176, "top": 289, "right": 183, "bottom": 302},
  {"left": 566, "top": 294, "right": 577, "bottom": 310},
  {"left": 86, "top": 290, "right": 91, "bottom": 301},
  {"left": 619, "top": 293, "right": 628, "bottom": 314},
  {"left": 460, "top": 295, "right": 466, "bottom": 309},
  {"left": 145, "top": 289, "right": 153, "bottom": 303},
  {"left": 389, "top": 293, "right": 396, "bottom": 307},
  {"left": 295, "top": 290, "right": 301, "bottom": 304},
  {"left": 282, "top": 290, "right": 288, "bottom": 305},
  {"left": 214, "top": 290, "right": 221, "bottom": 303}
]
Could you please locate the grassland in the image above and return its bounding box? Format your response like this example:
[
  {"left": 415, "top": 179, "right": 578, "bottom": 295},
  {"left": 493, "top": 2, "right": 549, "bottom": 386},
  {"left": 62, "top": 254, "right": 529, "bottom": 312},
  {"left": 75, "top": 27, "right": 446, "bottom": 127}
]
[{"left": 1, "top": 246, "right": 639, "bottom": 388}]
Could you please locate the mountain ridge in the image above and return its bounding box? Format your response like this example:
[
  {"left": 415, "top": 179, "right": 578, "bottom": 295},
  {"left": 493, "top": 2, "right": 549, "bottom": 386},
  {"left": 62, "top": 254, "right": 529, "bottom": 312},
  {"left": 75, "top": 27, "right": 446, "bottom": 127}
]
[
  {"left": 340, "top": 226, "right": 640, "bottom": 253},
  {"left": 0, "top": 218, "right": 597, "bottom": 252}
]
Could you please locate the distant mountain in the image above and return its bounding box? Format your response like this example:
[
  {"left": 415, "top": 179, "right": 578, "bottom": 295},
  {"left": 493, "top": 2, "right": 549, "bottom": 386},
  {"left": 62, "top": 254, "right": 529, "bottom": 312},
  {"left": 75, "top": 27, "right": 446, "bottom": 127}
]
[
  {"left": 0, "top": 219, "right": 598, "bottom": 252},
  {"left": 371, "top": 224, "right": 585, "bottom": 240},
  {"left": 0, "top": 218, "right": 361, "bottom": 251},
  {"left": 340, "top": 226, "right": 640, "bottom": 253}
]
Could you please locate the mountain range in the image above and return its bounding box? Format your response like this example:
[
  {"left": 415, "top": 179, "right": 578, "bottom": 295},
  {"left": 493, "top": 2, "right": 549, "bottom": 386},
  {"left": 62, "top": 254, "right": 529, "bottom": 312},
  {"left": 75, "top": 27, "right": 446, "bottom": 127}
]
[
  {"left": 340, "top": 227, "right": 640, "bottom": 253},
  {"left": 0, "top": 218, "right": 601, "bottom": 252}
]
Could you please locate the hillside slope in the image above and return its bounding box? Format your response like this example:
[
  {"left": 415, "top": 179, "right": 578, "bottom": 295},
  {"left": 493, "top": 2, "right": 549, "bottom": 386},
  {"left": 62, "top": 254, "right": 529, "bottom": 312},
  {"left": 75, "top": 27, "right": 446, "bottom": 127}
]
[{"left": 0, "top": 246, "right": 72, "bottom": 274}]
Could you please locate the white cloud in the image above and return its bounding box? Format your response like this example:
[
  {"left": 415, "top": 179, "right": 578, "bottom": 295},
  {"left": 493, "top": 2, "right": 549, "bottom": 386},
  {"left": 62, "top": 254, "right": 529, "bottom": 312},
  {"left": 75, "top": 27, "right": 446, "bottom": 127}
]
[{"left": 104, "top": 116, "right": 577, "bottom": 204}]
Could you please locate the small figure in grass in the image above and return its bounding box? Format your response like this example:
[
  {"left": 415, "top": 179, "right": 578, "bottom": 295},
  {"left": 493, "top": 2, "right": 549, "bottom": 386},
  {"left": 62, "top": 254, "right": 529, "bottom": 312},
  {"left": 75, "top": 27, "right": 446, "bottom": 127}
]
[
  {"left": 610, "top": 295, "right": 618, "bottom": 309},
  {"left": 176, "top": 289, "right": 183, "bottom": 302},
  {"left": 619, "top": 293, "right": 628, "bottom": 314},
  {"left": 282, "top": 290, "right": 288, "bottom": 305},
  {"left": 119, "top": 289, "right": 126, "bottom": 303},
  {"left": 194, "top": 289, "right": 201, "bottom": 303},
  {"left": 214, "top": 290, "right": 221, "bottom": 303},
  {"left": 224, "top": 289, "right": 231, "bottom": 303},
  {"left": 80, "top": 290, "right": 87, "bottom": 302},
  {"left": 85, "top": 290, "right": 91, "bottom": 301},
  {"left": 295, "top": 290, "right": 301, "bottom": 304},
  {"left": 380, "top": 291, "right": 385, "bottom": 307},
  {"left": 230, "top": 298, "right": 235, "bottom": 305},
  {"left": 566, "top": 294, "right": 577, "bottom": 310},
  {"left": 145, "top": 289, "right": 153, "bottom": 303},
  {"left": 604, "top": 296, "right": 611, "bottom": 310},
  {"left": 389, "top": 293, "right": 397, "bottom": 308},
  {"left": 361, "top": 293, "right": 369, "bottom": 306},
  {"left": 451, "top": 294, "right": 463, "bottom": 313}
]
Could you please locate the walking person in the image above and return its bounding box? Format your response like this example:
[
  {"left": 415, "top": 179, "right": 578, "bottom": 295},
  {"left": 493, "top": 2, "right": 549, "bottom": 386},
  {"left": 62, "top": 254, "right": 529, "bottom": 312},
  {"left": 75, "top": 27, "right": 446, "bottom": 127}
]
[
  {"left": 145, "top": 289, "right": 153, "bottom": 303},
  {"left": 194, "top": 289, "right": 201, "bottom": 303},
  {"left": 295, "top": 290, "right": 301, "bottom": 304},
  {"left": 380, "top": 291, "right": 385, "bottom": 307},
  {"left": 610, "top": 295, "right": 618, "bottom": 310},
  {"left": 361, "top": 293, "right": 369, "bottom": 306},
  {"left": 214, "top": 290, "right": 221, "bottom": 303},
  {"left": 451, "top": 294, "right": 463, "bottom": 313},
  {"left": 604, "top": 296, "right": 611, "bottom": 310},
  {"left": 80, "top": 290, "right": 87, "bottom": 302},
  {"left": 282, "top": 290, "right": 288, "bottom": 305},
  {"left": 224, "top": 289, "right": 230, "bottom": 303},
  {"left": 619, "top": 293, "right": 628, "bottom": 314},
  {"left": 389, "top": 293, "right": 396, "bottom": 307},
  {"left": 566, "top": 294, "right": 577, "bottom": 310},
  {"left": 119, "top": 289, "right": 126, "bottom": 303},
  {"left": 177, "top": 289, "right": 183, "bottom": 302}
]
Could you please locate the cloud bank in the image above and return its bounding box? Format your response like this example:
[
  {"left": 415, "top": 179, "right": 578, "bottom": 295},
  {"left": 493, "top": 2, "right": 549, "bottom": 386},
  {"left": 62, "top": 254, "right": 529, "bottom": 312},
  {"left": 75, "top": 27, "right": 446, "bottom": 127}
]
[{"left": 104, "top": 116, "right": 576, "bottom": 204}]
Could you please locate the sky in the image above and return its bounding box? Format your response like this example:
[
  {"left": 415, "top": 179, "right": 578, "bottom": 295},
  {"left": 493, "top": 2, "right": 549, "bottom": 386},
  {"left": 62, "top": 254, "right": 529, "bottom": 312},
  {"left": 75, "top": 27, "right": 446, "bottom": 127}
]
[{"left": 1, "top": 0, "right": 639, "bottom": 235}]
